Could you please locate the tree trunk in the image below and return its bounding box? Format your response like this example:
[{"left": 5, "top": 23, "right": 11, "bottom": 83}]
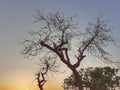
[
  {"left": 38, "top": 85, "right": 44, "bottom": 90},
  {"left": 71, "top": 68, "right": 84, "bottom": 90}
]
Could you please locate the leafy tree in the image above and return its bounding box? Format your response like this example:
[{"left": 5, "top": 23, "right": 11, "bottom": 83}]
[
  {"left": 63, "top": 67, "right": 120, "bottom": 90},
  {"left": 22, "top": 11, "right": 115, "bottom": 90}
]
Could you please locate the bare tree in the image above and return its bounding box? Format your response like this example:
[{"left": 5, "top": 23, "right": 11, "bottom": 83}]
[
  {"left": 36, "top": 56, "right": 60, "bottom": 90},
  {"left": 36, "top": 72, "right": 47, "bottom": 90},
  {"left": 22, "top": 11, "right": 115, "bottom": 90}
]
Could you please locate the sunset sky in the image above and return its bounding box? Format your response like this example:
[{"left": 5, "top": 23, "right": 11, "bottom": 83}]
[{"left": 0, "top": 0, "right": 120, "bottom": 90}]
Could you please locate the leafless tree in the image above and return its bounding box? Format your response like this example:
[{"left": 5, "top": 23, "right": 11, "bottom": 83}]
[
  {"left": 36, "top": 56, "right": 60, "bottom": 90},
  {"left": 22, "top": 11, "right": 115, "bottom": 90},
  {"left": 36, "top": 72, "right": 47, "bottom": 90}
]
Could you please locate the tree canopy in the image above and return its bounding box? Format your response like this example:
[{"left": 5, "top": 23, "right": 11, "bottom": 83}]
[{"left": 63, "top": 67, "right": 120, "bottom": 90}]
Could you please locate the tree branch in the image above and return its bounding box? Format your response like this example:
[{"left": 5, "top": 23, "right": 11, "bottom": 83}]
[
  {"left": 40, "top": 41, "right": 55, "bottom": 51},
  {"left": 73, "top": 54, "right": 86, "bottom": 68}
]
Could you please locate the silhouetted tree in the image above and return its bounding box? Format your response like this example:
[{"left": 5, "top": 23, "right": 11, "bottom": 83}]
[
  {"left": 36, "top": 72, "right": 47, "bottom": 90},
  {"left": 64, "top": 67, "right": 120, "bottom": 90},
  {"left": 36, "top": 56, "right": 60, "bottom": 90},
  {"left": 22, "top": 11, "right": 115, "bottom": 90}
]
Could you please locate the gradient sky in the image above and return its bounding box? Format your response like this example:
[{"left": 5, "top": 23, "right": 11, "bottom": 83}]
[{"left": 0, "top": 0, "right": 120, "bottom": 90}]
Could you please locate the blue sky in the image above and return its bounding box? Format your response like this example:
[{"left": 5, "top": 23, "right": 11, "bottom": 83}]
[{"left": 0, "top": 0, "right": 120, "bottom": 90}]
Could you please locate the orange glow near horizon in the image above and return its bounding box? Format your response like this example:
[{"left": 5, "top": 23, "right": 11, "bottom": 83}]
[
  {"left": 0, "top": 72, "right": 63, "bottom": 90},
  {"left": 0, "top": 81, "right": 63, "bottom": 90}
]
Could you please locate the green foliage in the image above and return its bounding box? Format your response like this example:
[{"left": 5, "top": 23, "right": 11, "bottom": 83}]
[{"left": 63, "top": 67, "right": 120, "bottom": 90}]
